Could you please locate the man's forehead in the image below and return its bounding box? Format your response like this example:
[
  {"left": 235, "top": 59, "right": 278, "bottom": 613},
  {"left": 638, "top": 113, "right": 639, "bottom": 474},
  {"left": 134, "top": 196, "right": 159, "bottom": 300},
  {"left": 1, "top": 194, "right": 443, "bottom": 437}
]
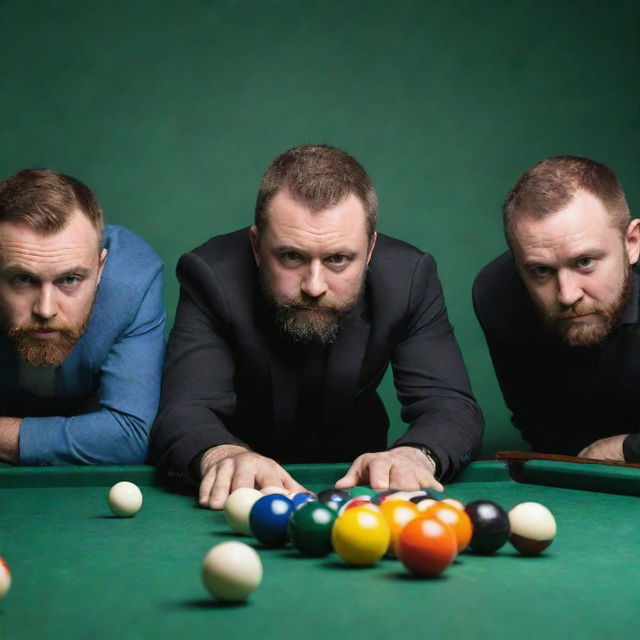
[
  {"left": 0, "top": 217, "right": 100, "bottom": 270},
  {"left": 265, "top": 191, "right": 368, "bottom": 239}
]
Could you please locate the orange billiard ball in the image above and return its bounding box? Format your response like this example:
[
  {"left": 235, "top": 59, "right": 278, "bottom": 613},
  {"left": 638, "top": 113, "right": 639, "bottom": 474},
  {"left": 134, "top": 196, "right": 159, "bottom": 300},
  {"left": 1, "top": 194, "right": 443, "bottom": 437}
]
[
  {"left": 397, "top": 517, "right": 458, "bottom": 577},
  {"left": 379, "top": 499, "right": 421, "bottom": 556},
  {"left": 421, "top": 502, "right": 473, "bottom": 553}
]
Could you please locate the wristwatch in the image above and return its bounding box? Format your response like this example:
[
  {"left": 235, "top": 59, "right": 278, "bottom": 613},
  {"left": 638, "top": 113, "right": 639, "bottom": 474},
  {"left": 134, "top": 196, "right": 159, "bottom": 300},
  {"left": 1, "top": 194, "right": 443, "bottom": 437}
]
[{"left": 393, "top": 443, "right": 441, "bottom": 478}]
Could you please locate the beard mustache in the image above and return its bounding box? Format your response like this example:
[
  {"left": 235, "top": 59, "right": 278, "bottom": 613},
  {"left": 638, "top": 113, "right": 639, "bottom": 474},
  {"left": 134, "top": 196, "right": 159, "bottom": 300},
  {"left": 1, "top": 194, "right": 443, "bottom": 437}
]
[
  {"left": 6, "top": 318, "right": 89, "bottom": 367},
  {"left": 259, "top": 269, "right": 365, "bottom": 345},
  {"left": 545, "top": 266, "right": 632, "bottom": 347}
]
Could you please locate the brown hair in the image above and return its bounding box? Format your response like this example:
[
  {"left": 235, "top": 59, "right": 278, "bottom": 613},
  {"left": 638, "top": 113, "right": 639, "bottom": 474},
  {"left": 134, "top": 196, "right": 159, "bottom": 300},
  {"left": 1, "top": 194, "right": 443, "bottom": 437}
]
[
  {"left": 0, "top": 169, "right": 104, "bottom": 247},
  {"left": 255, "top": 144, "right": 377, "bottom": 239},
  {"left": 503, "top": 156, "right": 630, "bottom": 246}
]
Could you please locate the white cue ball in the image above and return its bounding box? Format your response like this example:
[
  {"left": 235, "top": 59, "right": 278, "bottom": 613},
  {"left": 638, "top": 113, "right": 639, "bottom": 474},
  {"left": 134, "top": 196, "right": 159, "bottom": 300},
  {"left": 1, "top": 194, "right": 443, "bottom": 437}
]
[
  {"left": 415, "top": 498, "right": 437, "bottom": 512},
  {"left": 508, "top": 502, "right": 557, "bottom": 555},
  {"left": 0, "top": 557, "right": 11, "bottom": 599},
  {"left": 107, "top": 481, "right": 143, "bottom": 517},
  {"left": 202, "top": 541, "right": 263, "bottom": 603},
  {"left": 224, "top": 488, "right": 263, "bottom": 535}
]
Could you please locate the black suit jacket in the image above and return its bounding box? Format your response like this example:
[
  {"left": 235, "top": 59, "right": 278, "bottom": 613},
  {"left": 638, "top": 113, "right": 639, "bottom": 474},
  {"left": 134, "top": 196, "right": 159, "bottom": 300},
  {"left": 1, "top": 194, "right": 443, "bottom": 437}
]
[
  {"left": 151, "top": 229, "right": 483, "bottom": 481},
  {"left": 473, "top": 251, "right": 640, "bottom": 461}
]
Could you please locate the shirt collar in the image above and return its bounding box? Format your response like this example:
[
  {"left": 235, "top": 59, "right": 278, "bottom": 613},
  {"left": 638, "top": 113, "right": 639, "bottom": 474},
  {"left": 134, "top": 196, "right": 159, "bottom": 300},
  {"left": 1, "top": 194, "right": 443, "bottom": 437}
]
[{"left": 620, "top": 264, "right": 640, "bottom": 325}]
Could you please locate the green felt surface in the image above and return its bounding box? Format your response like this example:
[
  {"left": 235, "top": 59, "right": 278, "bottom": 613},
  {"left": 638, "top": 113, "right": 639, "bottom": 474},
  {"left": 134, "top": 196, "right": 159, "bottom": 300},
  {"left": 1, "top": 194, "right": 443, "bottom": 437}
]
[{"left": 2, "top": 462, "right": 640, "bottom": 639}]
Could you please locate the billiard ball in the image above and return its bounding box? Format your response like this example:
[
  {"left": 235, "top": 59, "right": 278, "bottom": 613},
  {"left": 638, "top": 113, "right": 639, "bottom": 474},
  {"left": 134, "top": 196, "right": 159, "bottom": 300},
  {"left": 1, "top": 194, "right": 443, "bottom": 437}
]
[
  {"left": 374, "top": 489, "right": 402, "bottom": 504},
  {"left": 442, "top": 498, "right": 465, "bottom": 511},
  {"left": 508, "top": 502, "right": 557, "bottom": 555},
  {"left": 348, "top": 486, "right": 378, "bottom": 498},
  {"left": 0, "top": 557, "right": 11, "bottom": 599},
  {"left": 422, "top": 502, "right": 473, "bottom": 553},
  {"left": 316, "top": 489, "right": 351, "bottom": 512},
  {"left": 224, "top": 488, "right": 263, "bottom": 535},
  {"left": 397, "top": 516, "right": 458, "bottom": 577},
  {"left": 249, "top": 494, "right": 294, "bottom": 547},
  {"left": 339, "top": 495, "right": 372, "bottom": 512},
  {"left": 341, "top": 498, "right": 381, "bottom": 515},
  {"left": 379, "top": 499, "right": 421, "bottom": 556},
  {"left": 288, "top": 502, "right": 337, "bottom": 556},
  {"left": 465, "top": 500, "right": 510, "bottom": 554},
  {"left": 107, "top": 481, "right": 143, "bottom": 517},
  {"left": 331, "top": 506, "right": 390, "bottom": 566},
  {"left": 202, "top": 541, "right": 262, "bottom": 603},
  {"left": 414, "top": 498, "right": 438, "bottom": 512},
  {"left": 289, "top": 492, "right": 316, "bottom": 510}
]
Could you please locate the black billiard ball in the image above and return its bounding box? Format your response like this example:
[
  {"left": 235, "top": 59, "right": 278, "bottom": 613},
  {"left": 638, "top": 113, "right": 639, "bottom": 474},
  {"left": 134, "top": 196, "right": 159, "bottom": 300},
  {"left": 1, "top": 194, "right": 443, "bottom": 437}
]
[
  {"left": 316, "top": 489, "right": 351, "bottom": 512},
  {"left": 465, "top": 500, "right": 510, "bottom": 554}
]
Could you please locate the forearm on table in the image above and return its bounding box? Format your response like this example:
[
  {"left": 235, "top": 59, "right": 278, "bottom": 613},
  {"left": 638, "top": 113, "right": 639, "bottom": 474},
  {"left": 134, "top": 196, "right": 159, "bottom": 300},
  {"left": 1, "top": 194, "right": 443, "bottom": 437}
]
[
  {"left": 20, "top": 409, "right": 150, "bottom": 465},
  {"left": 0, "top": 416, "right": 21, "bottom": 463}
]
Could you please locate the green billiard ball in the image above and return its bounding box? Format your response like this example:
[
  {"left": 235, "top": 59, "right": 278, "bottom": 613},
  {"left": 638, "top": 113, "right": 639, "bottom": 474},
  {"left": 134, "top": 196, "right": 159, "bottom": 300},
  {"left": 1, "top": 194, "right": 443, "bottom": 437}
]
[
  {"left": 349, "top": 486, "right": 378, "bottom": 498},
  {"left": 287, "top": 502, "right": 337, "bottom": 557}
]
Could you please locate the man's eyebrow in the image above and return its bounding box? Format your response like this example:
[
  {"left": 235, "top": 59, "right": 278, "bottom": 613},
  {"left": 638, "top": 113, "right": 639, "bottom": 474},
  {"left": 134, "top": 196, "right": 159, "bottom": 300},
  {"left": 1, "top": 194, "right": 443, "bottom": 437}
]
[
  {"left": 273, "top": 244, "right": 358, "bottom": 257},
  {"left": 2, "top": 264, "right": 91, "bottom": 278}
]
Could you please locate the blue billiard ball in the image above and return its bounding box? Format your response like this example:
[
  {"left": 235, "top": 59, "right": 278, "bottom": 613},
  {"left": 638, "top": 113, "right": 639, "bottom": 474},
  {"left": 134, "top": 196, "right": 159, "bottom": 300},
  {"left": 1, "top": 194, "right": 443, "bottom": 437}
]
[
  {"left": 290, "top": 492, "right": 316, "bottom": 510},
  {"left": 249, "top": 494, "right": 294, "bottom": 547}
]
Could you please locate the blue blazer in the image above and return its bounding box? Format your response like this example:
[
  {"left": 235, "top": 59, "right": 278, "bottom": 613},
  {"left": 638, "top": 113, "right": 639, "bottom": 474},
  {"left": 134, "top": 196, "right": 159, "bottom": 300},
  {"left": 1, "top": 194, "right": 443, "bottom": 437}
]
[{"left": 0, "top": 226, "right": 165, "bottom": 464}]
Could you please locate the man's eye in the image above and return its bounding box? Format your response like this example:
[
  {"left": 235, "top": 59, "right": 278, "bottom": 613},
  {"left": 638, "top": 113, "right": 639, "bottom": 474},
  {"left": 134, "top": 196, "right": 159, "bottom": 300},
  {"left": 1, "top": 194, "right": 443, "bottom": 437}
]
[
  {"left": 280, "top": 252, "right": 302, "bottom": 264},
  {"left": 12, "top": 274, "right": 34, "bottom": 287},
  {"left": 326, "top": 255, "right": 347, "bottom": 265},
  {"left": 530, "top": 266, "right": 551, "bottom": 278},
  {"left": 576, "top": 257, "right": 594, "bottom": 269},
  {"left": 58, "top": 275, "right": 82, "bottom": 288}
]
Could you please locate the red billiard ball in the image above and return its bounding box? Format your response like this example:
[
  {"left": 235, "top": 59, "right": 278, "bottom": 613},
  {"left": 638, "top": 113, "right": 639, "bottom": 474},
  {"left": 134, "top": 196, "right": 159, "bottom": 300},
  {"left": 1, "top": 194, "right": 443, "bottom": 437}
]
[{"left": 397, "top": 517, "right": 458, "bottom": 577}]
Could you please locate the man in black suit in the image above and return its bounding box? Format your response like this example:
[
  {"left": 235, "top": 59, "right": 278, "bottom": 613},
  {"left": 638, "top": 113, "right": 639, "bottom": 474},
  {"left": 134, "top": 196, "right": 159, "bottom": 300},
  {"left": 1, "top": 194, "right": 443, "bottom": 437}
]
[
  {"left": 474, "top": 156, "right": 640, "bottom": 463},
  {"left": 151, "top": 144, "right": 483, "bottom": 508}
]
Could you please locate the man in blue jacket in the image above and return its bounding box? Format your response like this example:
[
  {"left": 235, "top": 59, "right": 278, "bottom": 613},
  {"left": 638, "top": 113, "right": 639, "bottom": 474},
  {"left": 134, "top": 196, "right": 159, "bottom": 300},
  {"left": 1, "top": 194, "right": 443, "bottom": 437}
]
[{"left": 0, "top": 169, "right": 165, "bottom": 465}]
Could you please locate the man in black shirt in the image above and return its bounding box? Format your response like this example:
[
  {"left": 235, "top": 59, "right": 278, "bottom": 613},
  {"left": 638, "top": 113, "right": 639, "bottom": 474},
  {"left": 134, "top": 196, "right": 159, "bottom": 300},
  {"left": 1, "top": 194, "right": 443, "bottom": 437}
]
[
  {"left": 152, "top": 144, "right": 483, "bottom": 508},
  {"left": 474, "top": 156, "right": 640, "bottom": 462}
]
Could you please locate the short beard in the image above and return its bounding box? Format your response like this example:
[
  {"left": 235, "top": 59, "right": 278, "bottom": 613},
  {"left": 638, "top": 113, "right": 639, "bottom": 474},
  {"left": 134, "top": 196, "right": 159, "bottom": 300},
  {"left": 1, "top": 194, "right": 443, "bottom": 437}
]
[
  {"left": 6, "top": 319, "right": 89, "bottom": 367},
  {"left": 260, "top": 271, "right": 365, "bottom": 345},
  {"left": 546, "top": 267, "right": 632, "bottom": 347}
]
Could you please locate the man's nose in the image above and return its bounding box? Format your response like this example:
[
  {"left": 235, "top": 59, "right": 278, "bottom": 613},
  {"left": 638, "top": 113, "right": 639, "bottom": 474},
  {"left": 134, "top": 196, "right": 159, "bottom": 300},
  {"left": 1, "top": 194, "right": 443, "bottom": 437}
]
[
  {"left": 301, "top": 263, "right": 328, "bottom": 299},
  {"left": 32, "top": 285, "right": 58, "bottom": 320},
  {"left": 556, "top": 270, "right": 583, "bottom": 308}
]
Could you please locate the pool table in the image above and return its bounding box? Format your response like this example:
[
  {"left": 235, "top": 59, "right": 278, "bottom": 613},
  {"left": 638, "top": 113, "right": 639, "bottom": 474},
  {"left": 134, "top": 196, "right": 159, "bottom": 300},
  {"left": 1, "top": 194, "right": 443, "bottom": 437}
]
[{"left": 1, "top": 460, "right": 639, "bottom": 639}]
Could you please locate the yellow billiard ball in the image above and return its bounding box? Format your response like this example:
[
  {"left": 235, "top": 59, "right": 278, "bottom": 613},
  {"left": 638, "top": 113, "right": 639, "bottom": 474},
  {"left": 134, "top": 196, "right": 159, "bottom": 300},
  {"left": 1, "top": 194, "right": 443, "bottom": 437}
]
[{"left": 331, "top": 506, "right": 390, "bottom": 566}]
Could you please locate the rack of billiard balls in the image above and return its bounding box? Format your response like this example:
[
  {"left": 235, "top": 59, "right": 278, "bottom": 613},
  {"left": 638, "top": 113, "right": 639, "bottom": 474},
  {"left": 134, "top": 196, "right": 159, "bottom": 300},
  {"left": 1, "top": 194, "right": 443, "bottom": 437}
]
[{"left": 200, "top": 487, "right": 557, "bottom": 604}]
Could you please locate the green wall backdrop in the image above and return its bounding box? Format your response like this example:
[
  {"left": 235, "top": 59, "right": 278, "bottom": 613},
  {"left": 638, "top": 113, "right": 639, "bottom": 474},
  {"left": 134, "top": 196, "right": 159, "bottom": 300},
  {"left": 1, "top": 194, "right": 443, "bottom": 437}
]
[{"left": 2, "top": 0, "right": 639, "bottom": 459}]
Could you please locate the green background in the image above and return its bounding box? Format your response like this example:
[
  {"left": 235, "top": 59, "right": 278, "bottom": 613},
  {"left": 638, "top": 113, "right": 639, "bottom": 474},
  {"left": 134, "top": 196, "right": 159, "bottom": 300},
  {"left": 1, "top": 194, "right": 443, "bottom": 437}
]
[{"left": 1, "top": 0, "right": 639, "bottom": 459}]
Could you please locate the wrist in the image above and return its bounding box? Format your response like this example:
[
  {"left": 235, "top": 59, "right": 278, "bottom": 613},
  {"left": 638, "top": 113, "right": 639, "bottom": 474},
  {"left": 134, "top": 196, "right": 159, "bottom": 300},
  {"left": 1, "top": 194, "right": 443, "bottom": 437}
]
[{"left": 392, "top": 443, "right": 440, "bottom": 478}]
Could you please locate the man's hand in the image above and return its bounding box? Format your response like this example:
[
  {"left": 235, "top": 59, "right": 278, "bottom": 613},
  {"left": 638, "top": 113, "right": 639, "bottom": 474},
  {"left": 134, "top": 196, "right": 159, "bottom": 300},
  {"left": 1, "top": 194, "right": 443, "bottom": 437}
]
[
  {"left": 198, "top": 444, "right": 308, "bottom": 510},
  {"left": 578, "top": 435, "right": 628, "bottom": 462},
  {"left": 335, "top": 447, "right": 444, "bottom": 493},
  {"left": 0, "top": 417, "right": 20, "bottom": 464}
]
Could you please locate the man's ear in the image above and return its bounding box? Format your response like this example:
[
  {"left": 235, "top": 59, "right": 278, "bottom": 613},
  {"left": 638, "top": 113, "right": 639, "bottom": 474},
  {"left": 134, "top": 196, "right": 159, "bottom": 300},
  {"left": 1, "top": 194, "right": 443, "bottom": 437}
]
[
  {"left": 625, "top": 218, "right": 640, "bottom": 265},
  {"left": 249, "top": 226, "right": 260, "bottom": 266},
  {"left": 97, "top": 248, "right": 108, "bottom": 285},
  {"left": 366, "top": 232, "right": 377, "bottom": 265}
]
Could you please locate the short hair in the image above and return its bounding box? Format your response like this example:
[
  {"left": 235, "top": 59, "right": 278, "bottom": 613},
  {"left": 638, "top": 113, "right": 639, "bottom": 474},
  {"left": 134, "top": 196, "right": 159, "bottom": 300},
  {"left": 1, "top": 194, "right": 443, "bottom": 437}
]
[
  {"left": 0, "top": 169, "right": 104, "bottom": 247},
  {"left": 255, "top": 144, "right": 377, "bottom": 240},
  {"left": 503, "top": 156, "right": 630, "bottom": 246}
]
